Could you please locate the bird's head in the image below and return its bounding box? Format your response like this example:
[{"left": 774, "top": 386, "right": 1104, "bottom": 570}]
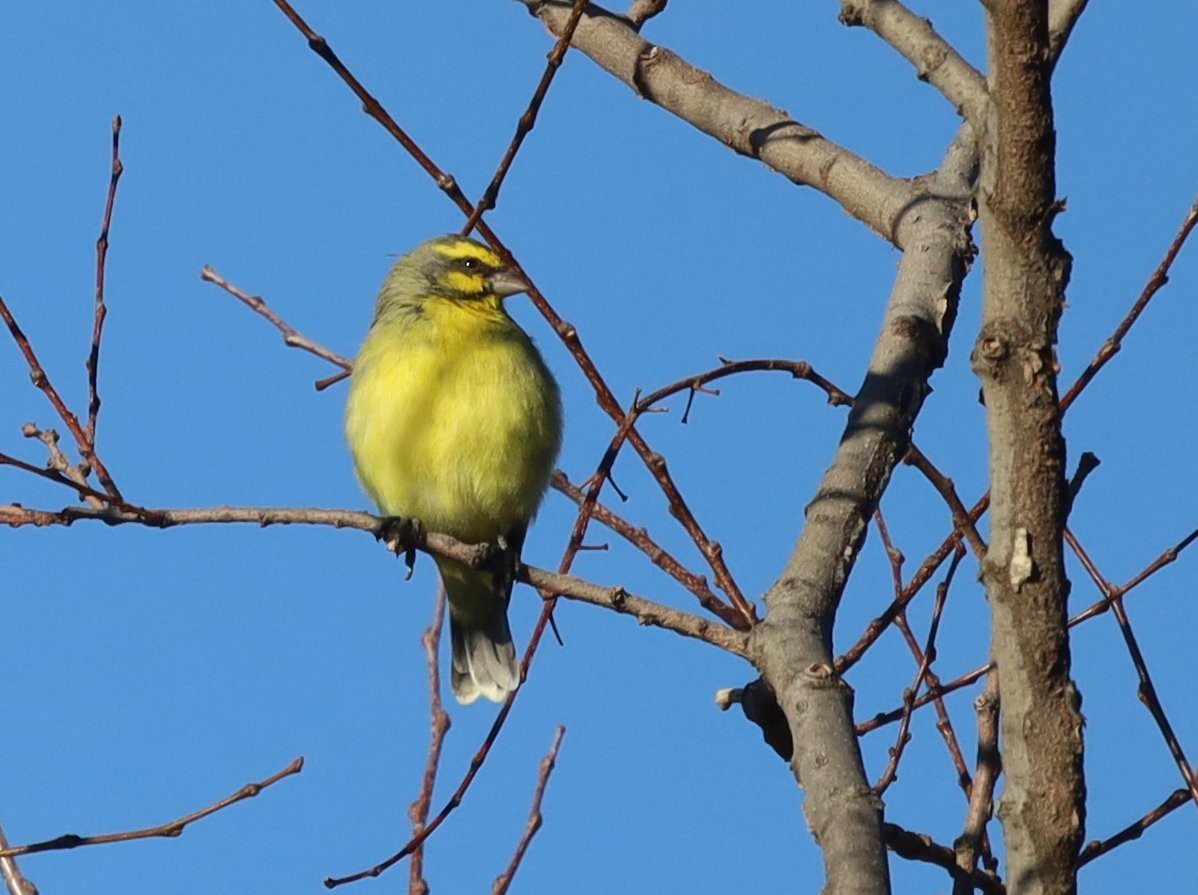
[{"left": 373, "top": 235, "right": 531, "bottom": 326}]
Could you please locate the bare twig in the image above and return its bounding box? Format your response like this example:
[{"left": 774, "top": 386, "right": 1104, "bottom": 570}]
[
  {"left": 0, "top": 758, "right": 303, "bottom": 859},
  {"left": 14, "top": 426, "right": 103, "bottom": 509},
  {"left": 0, "top": 501, "right": 748, "bottom": 655},
  {"left": 858, "top": 662, "right": 990, "bottom": 736},
  {"left": 1078, "top": 787, "right": 1190, "bottom": 866},
  {"left": 200, "top": 266, "right": 353, "bottom": 385},
  {"left": 882, "top": 822, "right": 1004, "bottom": 895},
  {"left": 519, "top": 0, "right": 920, "bottom": 244},
  {"left": 904, "top": 446, "right": 987, "bottom": 557},
  {"left": 1060, "top": 195, "right": 1198, "bottom": 411},
  {"left": 87, "top": 114, "right": 123, "bottom": 448},
  {"left": 873, "top": 545, "right": 963, "bottom": 795},
  {"left": 1066, "top": 529, "right": 1198, "bottom": 808},
  {"left": 492, "top": 727, "right": 566, "bottom": 895},
  {"left": 408, "top": 589, "right": 450, "bottom": 895},
  {"left": 953, "top": 673, "right": 1001, "bottom": 891},
  {"left": 0, "top": 295, "right": 122, "bottom": 500},
  {"left": 838, "top": 493, "right": 987, "bottom": 673},
  {"left": 552, "top": 471, "right": 719, "bottom": 609},
  {"left": 461, "top": 0, "right": 589, "bottom": 235}
]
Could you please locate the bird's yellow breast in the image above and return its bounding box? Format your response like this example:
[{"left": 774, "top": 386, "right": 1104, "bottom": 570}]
[{"left": 345, "top": 299, "right": 561, "bottom": 544}]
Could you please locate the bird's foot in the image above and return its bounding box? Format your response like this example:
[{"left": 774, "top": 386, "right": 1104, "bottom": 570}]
[{"left": 378, "top": 515, "right": 425, "bottom": 581}]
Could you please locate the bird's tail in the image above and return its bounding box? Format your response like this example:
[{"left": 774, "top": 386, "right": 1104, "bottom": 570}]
[{"left": 438, "top": 559, "right": 518, "bottom": 704}]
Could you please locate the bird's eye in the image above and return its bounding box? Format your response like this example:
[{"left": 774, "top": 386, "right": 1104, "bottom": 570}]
[{"left": 460, "top": 257, "right": 480, "bottom": 272}]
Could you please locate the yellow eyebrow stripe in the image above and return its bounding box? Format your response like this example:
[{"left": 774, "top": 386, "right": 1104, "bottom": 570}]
[{"left": 432, "top": 238, "right": 504, "bottom": 269}]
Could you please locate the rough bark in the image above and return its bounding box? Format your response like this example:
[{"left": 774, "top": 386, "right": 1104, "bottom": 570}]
[{"left": 973, "top": 3, "right": 1086, "bottom": 893}]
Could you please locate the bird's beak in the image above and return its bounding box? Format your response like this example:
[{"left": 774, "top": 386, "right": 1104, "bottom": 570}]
[{"left": 489, "top": 269, "right": 531, "bottom": 299}]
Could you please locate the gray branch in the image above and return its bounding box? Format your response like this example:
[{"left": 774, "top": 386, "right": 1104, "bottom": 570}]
[
  {"left": 839, "top": 0, "right": 988, "bottom": 122},
  {"left": 519, "top": 1, "right": 921, "bottom": 245}
]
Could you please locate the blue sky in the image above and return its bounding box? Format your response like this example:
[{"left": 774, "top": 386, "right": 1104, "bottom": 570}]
[{"left": 2, "top": 3, "right": 1195, "bottom": 893}]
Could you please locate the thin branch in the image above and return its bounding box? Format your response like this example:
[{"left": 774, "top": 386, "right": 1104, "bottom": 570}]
[
  {"left": 858, "top": 661, "right": 991, "bottom": 736},
  {"left": 0, "top": 758, "right": 303, "bottom": 859},
  {"left": 87, "top": 114, "right": 124, "bottom": 448},
  {"left": 1059, "top": 195, "right": 1198, "bottom": 411},
  {"left": 492, "top": 726, "right": 566, "bottom": 895},
  {"left": 1065, "top": 529, "right": 1198, "bottom": 808},
  {"left": 552, "top": 471, "right": 720, "bottom": 610},
  {"left": 326, "top": 600, "right": 569, "bottom": 889},
  {"left": 461, "top": 0, "right": 589, "bottom": 235},
  {"left": 519, "top": 0, "right": 920, "bottom": 244},
  {"left": 883, "top": 822, "right": 1004, "bottom": 895},
  {"left": 1078, "top": 787, "right": 1190, "bottom": 866},
  {"left": 408, "top": 589, "right": 450, "bottom": 895},
  {"left": 200, "top": 266, "right": 353, "bottom": 384},
  {"left": 8, "top": 428, "right": 103, "bottom": 509},
  {"left": 0, "top": 502, "right": 749, "bottom": 657},
  {"left": 873, "top": 545, "right": 963, "bottom": 795},
  {"left": 0, "top": 295, "right": 122, "bottom": 500},
  {"left": 953, "top": 672, "right": 1001, "bottom": 892},
  {"left": 839, "top": 0, "right": 988, "bottom": 122},
  {"left": 838, "top": 493, "right": 987, "bottom": 673},
  {"left": 904, "top": 445, "right": 987, "bottom": 557},
  {"left": 1067, "top": 526, "right": 1198, "bottom": 627}
]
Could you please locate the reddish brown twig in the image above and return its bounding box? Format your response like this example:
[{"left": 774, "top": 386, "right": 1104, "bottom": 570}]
[
  {"left": 462, "top": 0, "right": 589, "bottom": 235},
  {"left": 873, "top": 539, "right": 963, "bottom": 795},
  {"left": 838, "top": 493, "right": 988, "bottom": 673},
  {"left": 408, "top": 589, "right": 450, "bottom": 895},
  {"left": 1078, "top": 786, "right": 1191, "bottom": 866},
  {"left": 904, "top": 446, "right": 987, "bottom": 557},
  {"left": 1065, "top": 528, "right": 1198, "bottom": 808},
  {"left": 0, "top": 295, "right": 122, "bottom": 500},
  {"left": 87, "top": 115, "right": 124, "bottom": 448},
  {"left": 1068, "top": 527, "right": 1198, "bottom": 627},
  {"left": 882, "top": 822, "right": 1004, "bottom": 895},
  {"left": 2, "top": 445, "right": 105, "bottom": 510},
  {"left": 566, "top": 357, "right": 851, "bottom": 629},
  {"left": 492, "top": 726, "right": 566, "bottom": 895},
  {"left": 200, "top": 266, "right": 352, "bottom": 386},
  {"left": 0, "top": 758, "right": 303, "bottom": 859},
  {"left": 1060, "top": 195, "right": 1198, "bottom": 412},
  {"left": 857, "top": 661, "right": 991, "bottom": 736},
  {"left": 552, "top": 471, "right": 720, "bottom": 608}
]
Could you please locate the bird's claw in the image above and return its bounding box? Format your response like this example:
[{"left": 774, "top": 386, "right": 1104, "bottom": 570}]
[{"left": 378, "top": 515, "right": 425, "bottom": 580}]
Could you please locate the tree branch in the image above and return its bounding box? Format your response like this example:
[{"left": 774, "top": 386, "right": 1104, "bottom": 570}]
[
  {"left": 839, "top": 0, "right": 988, "bottom": 122},
  {"left": 744, "top": 124, "right": 974, "bottom": 894},
  {"left": 0, "top": 759, "right": 302, "bottom": 859},
  {"left": 0, "top": 502, "right": 749, "bottom": 657},
  {"left": 492, "top": 727, "right": 566, "bottom": 895},
  {"left": 518, "top": 0, "right": 921, "bottom": 245}
]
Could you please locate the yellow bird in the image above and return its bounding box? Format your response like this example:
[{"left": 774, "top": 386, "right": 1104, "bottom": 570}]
[{"left": 345, "top": 235, "right": 563, "bottom": 704}]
